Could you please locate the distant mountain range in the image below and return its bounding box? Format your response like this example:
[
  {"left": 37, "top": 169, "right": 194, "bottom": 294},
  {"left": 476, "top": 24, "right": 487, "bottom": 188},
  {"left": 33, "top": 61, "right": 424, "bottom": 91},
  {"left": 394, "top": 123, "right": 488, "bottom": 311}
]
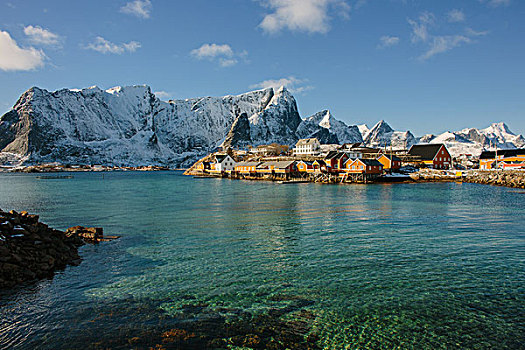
[{"left": 0, "top": 85, "right": 523, "bottom": 167}]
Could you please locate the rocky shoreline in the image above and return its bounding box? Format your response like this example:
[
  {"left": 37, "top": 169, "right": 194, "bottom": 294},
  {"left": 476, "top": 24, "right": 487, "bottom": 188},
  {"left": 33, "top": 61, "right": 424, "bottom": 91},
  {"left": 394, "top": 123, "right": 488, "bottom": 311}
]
[
  {"left": 412, "top": 169, "right": 525, "bottom": 189},
  {"left": 0, "top": 163, "right": 173, "bottom": 173},
  {"left": 462, "top": 170, "right": 525, "bottom": 188},
  {"left": 0, "top": 209, "right": 117, "bottom": 289}
]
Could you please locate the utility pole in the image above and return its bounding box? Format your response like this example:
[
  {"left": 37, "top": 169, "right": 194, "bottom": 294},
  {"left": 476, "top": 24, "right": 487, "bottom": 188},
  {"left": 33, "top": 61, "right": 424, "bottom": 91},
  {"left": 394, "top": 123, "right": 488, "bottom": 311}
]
[{"left": 495, "top": 141, "right": 498, "bottom": 170}]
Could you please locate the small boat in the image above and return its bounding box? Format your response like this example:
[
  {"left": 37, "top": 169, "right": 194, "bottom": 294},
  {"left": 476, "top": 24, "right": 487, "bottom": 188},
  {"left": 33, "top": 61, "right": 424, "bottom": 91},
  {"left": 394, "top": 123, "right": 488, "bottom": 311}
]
[{"left": 277, "top": 180, "right": 310, "bottom": 184}]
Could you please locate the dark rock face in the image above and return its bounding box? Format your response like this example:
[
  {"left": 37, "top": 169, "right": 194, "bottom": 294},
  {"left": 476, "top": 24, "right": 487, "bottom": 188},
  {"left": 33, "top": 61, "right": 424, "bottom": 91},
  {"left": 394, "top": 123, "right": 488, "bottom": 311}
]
[
  {"left": 309, "top": 127, "right": 339, "bottom": 144},
  {"left": 0, "top": 209, "right": 113, "bottom": 289},
  {"left": 222, "top": 113, "right": 252, "bottom": 148},
  {"left": 296, "top": 110, "right": 363, "bottom": 145},
  {"left": 460, "top": 128, "right": 488, "bottom": 145}
]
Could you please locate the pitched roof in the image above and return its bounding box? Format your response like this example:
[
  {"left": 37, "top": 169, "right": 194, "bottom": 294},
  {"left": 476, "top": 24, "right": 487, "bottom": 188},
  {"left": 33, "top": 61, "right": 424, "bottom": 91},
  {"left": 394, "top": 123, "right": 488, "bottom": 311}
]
[
  {"left": 257, "top": 160, "right": 296, "bottom": 169},
  {"left": 361, "top": 159, "right": 383, "bottom": 166},
  {"left": 325, "top": 151, "right": 339, "bottom": 159},
  {"left": 296, "top": 138, "right": 320, "bottom": 146},
  {"left": 236, "top": 161, "right": 261, "bottom": 167},
  {"left": 214, "top": 154, "right": 229, "bottom": 163},
  {"left": 348, "top": 158, "right": 382, "bottom": 166},
  {"left": 480, "top": 149, "right": 525, "bottom": 159},
  {"left": 351, "top": 147, "right": 381, "bottom": 154},
  {"left": 408, "top": 144, "right": 444, "bottom": 160},
  {"left": 379, "top": 154, "right": 401, "bottom": 162},
  {"left": 313, "top": 159, "right": 326, "bottom": 166},
  {"left": 343, "top": 142, "right": 364, "bottom": 149}
]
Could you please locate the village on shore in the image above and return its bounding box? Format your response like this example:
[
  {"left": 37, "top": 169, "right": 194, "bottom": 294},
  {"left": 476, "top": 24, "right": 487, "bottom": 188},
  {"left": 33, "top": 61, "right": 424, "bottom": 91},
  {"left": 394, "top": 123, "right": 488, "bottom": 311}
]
[{"left": 185, "top": 138, "right": 525, "bottom": 185}]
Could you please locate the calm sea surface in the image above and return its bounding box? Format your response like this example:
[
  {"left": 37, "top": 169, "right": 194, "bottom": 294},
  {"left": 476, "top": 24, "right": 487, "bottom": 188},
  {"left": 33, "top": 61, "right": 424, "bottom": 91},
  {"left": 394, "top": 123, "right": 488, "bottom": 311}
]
[{"left": 0, "top": 171, "right": 523, "bottom": 349}]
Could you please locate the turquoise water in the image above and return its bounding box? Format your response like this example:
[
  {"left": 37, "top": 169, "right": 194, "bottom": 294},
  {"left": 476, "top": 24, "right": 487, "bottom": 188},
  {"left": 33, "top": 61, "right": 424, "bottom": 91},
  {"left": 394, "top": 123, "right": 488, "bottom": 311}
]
[{"left": 0, "top": 171, "right": 523, "bottom": 349}]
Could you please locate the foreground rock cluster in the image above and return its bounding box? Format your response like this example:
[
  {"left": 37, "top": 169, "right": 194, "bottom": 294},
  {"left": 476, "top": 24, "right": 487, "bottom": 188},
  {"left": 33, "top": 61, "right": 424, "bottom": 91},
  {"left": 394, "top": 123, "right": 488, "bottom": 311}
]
[
  {"left": 0, "top": 209, "right": 110, "bottom": 288},
  {"left": 412, "top": 169, "right": 525, "bottom": 189},
  {"left": 463, "top": 170, "right": 525, "bottom": 188}
]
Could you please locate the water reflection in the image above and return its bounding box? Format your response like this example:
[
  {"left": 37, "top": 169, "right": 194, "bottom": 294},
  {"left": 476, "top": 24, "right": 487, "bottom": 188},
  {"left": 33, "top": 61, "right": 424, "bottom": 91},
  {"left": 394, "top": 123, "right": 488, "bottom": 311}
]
[{"left": 0, "top": 173, "right": 523, "bottom": 349}]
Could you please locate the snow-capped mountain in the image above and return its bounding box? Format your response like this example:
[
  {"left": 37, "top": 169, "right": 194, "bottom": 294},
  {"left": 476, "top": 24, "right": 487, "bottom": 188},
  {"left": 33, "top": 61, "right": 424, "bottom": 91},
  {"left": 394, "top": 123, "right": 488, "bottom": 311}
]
[
  {"left": 1, "top": 84, "right": 522, "bottom": 167},
  {"left": 357, "top": 124, "right": 369, "bottom": 137},
  {"left": 363, "top": 120, "right": 417, "bottom": 149},
  {"left": 296, "top": 110, "right": 363, "bottom": 144},
  {"left": 0, "top": 85, "right": 359, "bottom": 167},
  {"left": 418, "top": 122, "right": 525, "bottom": 157}
]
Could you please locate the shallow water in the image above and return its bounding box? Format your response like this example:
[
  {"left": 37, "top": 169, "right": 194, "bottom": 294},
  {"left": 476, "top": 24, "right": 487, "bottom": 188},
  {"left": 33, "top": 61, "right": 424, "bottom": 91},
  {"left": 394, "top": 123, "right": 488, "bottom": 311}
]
[{"left": 0, "top": 171, "right": 523, "bottom": 349}]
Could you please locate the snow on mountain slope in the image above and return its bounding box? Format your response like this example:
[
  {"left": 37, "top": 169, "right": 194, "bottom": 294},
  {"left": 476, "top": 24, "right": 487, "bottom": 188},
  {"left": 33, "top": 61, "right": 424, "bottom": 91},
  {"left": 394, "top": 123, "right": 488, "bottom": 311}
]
[
  {"left": 247, "top": 86, "right": 302, "bottom": 145},
  {"left": 418, "top": 122, "right": 525, "bottom": 157},
  {"left": 1, "top": 85, "right": 363, "bottom": 167},
  {"left": 0, "top": 85, "right": 303, "bottom": 166},
  {"left": 364, "top": 120, "right": 417, "bottom": 149},
  {"left": 357, "top": 124, "right": 369, "bottom": 139},
  {"left": 479, "top": 122, "right": 525, "bottom": 148},
  {"left": 296, "top": 110, "right": 363, "bottom": 144},
  {"left": 1, "top": 84, "right": 523, "bottom": 167}
]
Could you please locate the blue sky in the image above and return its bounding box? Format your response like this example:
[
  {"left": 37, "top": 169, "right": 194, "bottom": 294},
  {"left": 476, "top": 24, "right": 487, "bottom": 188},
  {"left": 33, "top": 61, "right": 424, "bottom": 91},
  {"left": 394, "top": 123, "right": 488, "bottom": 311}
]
[{"left": 0, "top": 0, "right": 523, "bottom": 135}]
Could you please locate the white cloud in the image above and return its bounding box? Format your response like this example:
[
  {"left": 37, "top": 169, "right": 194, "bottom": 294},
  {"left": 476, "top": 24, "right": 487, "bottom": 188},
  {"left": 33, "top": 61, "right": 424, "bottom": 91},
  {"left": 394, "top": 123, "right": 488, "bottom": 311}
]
[
  {"left": 191, "top": 44, "right": 234, "bottom": 59},
  {"left": 250, "top": 76, "right": 313, "bottom": 94},
  {"left": 0, "top": 30, "right": 45, "bottom": 71},
  {"left": 85, "top": 37, "right": 141, "bottom": 54},
  {"left": 23, "top": 25, "right": 60, "bottom": 46},
  {"left": 154, "top": 91, "right": 172, "bottom": 100},
  {"left": 479, "top": 0, "right": 510, "bottom": 7},
  {"left": 408, "top": 11, "right": 434, "bottom": 43},
  {"left": 407, "top": 11, "right": 489, "bottom": 61},
  {"left": 466, "top": 27, "right": 489, "bottom": 36},
  {"left": 377, "top": 35, "right": 400, "bottom": 48},
  {"left": 218, "top": 58, "right": 237, "bottom": 67},
  {"left": 258, "top": 0, "right": 350, "bottom": 34},
  {"left": 447, "top": 9, "right": 465, "bottom": 23},
  {"left": 419, "top": 35, "right": 471, "bottom": 60},
  {"left": 190, "top": 43, "right": 247, "bottom": 67},
  {"left": 120, "top": 0, "right": 152, "bottom": 19}
]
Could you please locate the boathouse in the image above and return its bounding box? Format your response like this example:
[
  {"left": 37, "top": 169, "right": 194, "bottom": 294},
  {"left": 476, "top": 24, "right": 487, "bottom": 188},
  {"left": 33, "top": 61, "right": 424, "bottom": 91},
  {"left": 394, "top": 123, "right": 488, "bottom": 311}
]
[
  {"left": 312, "top": 160, "right": 328, "bottom": 173},
  {"left": 377, "top": 154, "right": 402, "bottom": 171},
  {"left": 325, "top": 152, "right": 349, "bottom": 172},
  {"left": 195, "top": 161, "right": 211, "bottom": 171},
  {"left": 296, "top": 160, "right": 314, "bottom": 173},
  {"left": 256, "top": 161, "right": 296, "bottom": 174},
  {"left": 234, "top": 161, "right": 261, "bottom": 174},
  {"left": 344, "top": 158, "right": 383, "bottom": 174}
]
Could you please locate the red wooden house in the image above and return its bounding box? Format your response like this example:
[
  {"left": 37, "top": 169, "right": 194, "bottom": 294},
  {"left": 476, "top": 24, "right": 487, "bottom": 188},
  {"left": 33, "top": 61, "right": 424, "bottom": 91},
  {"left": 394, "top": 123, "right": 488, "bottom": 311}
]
[{"left": 408, "top": 144, "right": 452, "bottom": 169}]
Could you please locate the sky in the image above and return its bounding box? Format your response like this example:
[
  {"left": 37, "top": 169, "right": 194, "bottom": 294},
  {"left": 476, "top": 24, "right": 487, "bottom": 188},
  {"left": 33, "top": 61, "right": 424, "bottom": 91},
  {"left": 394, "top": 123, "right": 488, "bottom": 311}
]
[{"left": 0, "top": 0, "right": 524, "bottom": 136}]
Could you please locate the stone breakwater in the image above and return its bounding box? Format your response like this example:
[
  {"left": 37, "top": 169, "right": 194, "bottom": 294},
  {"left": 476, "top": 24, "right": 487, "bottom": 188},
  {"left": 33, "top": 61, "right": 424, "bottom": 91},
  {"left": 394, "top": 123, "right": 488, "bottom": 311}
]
[
  {"left": 463, "top": 170, "right": 525, "bottom": 189},
  {"left": 0, "top": 209, "right": 115, "bottom": 288},
  {"left": 412, "top": 169, "right": 525, "bottom": 189}
]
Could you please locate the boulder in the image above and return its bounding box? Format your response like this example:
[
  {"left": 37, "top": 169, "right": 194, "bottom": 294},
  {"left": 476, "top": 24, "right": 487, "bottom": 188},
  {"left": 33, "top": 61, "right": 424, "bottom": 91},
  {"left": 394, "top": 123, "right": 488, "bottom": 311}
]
[
  {"left": 0, "top": 209, "right": 116, "bottom": 289},
  {"left": 65, "top": 226, "right": 104, "bottom": 243}
]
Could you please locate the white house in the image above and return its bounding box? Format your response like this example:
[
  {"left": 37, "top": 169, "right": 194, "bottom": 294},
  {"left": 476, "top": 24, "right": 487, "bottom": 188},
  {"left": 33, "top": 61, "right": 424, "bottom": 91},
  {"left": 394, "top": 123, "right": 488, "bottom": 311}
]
[
  {"left": 294, "top": 138, "right": 321, "bottom": 156},
  {"left": 212, "top": 154, "right": 236, "bottom": 172}
]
